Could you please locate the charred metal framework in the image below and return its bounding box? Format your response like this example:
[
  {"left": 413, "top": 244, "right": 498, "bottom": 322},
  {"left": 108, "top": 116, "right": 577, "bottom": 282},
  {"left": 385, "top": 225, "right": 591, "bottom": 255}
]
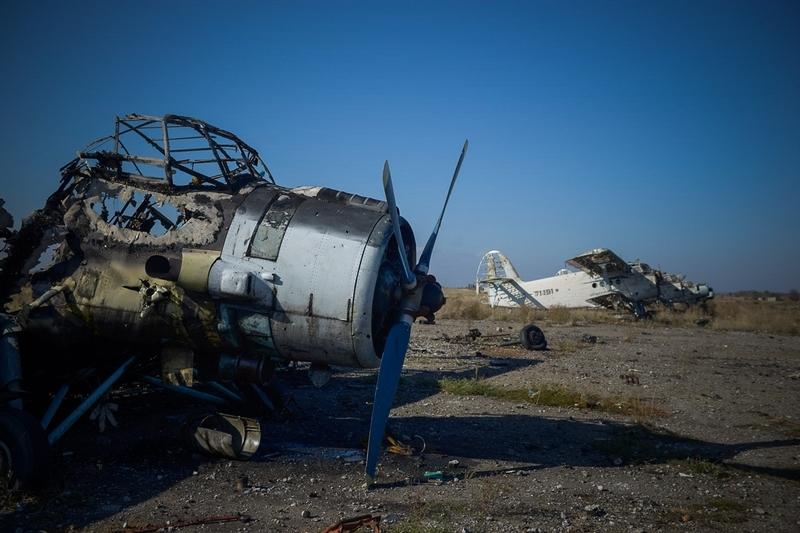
[
  {"left": 49, "top": 114, "right": 276, "bottom": 238},
  {"left": 60, "top": 114, "right": 274, "bottom": 192}
]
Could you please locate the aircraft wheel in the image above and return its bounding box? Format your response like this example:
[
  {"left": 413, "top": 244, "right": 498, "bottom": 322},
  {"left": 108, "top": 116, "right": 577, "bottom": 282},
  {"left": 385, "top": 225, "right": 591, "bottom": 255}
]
[
  {"left": 0, "top": 406, "right": 52, "bottom": 490},
  {"left": 520, "top": 324, "right": 547, "bottom": 351}
]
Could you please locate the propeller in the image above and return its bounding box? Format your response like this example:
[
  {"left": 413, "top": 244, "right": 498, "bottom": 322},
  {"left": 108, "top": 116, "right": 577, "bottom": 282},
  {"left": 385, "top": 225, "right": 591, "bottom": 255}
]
[
  {"left": 365, "top": 140, "right": 468, "bottom": 482},
  {"left": 382, "top": 161, "right": 416, "bottom": 289},
  {"left": 416, "top": 139, "right": 468, "bottom": 275}
]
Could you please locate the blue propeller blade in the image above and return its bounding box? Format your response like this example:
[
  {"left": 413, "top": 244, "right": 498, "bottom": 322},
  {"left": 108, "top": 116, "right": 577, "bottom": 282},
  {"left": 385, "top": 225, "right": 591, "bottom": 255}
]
[
  {"left": 415, "top": 139, "right": 468, "bottom": 275},
  {"left": 365, "top": 316, "right": 413, "bottom": 480},
  {"left": 382, "top": 161, "right": 416, "bottom": 287}
]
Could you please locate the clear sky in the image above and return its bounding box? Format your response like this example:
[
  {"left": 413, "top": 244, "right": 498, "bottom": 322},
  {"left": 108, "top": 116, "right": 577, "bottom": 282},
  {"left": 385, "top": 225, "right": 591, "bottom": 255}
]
[{"left": 1, "top": 1, "right": 798, "bottom": 292}]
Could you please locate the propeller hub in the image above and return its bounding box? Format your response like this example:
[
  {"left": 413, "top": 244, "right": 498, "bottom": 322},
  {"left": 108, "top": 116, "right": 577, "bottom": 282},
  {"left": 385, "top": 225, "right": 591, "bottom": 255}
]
[{"left": 418, "top": 276, "right": 445, "bottom": 321}]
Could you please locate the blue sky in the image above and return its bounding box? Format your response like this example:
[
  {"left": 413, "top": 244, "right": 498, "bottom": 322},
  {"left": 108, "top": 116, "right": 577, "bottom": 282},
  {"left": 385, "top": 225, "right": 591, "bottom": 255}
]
[{"left": 1, "top": 1, "right": 798, "bottom": 291}]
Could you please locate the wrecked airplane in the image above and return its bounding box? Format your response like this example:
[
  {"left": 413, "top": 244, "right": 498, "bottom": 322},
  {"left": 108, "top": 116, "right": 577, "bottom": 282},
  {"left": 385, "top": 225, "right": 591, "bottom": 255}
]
[
  {"left": 476, "top": 249, "right": 713, "bottom": 317},
  {"left": 0, "top": 113, "right": 468, "bottom": 488}
]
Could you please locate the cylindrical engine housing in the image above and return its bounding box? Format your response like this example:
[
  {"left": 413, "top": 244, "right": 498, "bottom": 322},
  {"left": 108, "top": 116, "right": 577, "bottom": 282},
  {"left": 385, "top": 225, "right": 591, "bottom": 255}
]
[{"left": 213, "top": 184, "right": 413, "bottom": 368}]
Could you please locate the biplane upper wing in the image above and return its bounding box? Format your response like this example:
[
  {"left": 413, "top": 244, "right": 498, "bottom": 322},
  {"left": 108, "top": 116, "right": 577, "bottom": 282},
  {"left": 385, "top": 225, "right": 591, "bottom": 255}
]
[{"left": 566, "top": 248, "right": 631, "bottom": 277}]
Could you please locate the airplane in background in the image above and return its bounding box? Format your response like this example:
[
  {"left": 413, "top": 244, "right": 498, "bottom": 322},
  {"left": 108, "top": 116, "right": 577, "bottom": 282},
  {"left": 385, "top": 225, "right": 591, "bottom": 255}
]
[{"left": 476, "top": 248, "right": 713, "bottom": 317}]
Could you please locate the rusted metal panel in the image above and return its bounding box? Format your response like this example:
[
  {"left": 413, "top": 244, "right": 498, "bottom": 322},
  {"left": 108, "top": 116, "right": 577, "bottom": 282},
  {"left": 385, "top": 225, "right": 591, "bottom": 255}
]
[{"left": 177, "top": 249, "right": 220, "bottom": 292}]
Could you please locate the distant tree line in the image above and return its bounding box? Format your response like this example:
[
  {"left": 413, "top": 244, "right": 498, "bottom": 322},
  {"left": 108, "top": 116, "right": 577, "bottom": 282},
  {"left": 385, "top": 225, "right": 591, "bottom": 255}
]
[{"left": 727, "top": 290, "right": 799, "bottom": 301}]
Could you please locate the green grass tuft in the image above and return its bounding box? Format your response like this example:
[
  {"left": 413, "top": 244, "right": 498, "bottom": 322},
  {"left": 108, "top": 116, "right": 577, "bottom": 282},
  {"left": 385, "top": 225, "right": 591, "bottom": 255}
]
[
  {"left": 437, "top": 377, "right": 665, "bottom": 418},
  {"left": 665, "top": 497, "right": 747, "bottom": 525},
  {"left": 668, "top": 457, "right": 732, "bottom": 479}
]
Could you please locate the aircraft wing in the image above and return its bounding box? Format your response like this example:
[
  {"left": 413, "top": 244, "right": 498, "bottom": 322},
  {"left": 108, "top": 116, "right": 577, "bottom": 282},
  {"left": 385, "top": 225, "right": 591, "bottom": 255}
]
[{"left": 566, "top": 248, "right": 631, "bottom": 277}]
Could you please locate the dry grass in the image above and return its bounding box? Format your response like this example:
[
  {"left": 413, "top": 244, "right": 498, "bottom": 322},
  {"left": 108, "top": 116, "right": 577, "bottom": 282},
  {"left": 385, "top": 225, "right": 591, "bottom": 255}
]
[
  {"left": 438, "top": 377, "right": 665, "bottom": 419},
  {"left": 439, "top": 288, "right": 545, "bottom": 323},
  {"left": 392, "top": 500, "right": 469, "bottom": 533},
  {"left": 667, "top": 457, "right": 733, "bottom": 479},
  {"left": 443, "top": 288, "right": 800, "bottom": 336},
  {"left": 440, "top": 288, "right": 621, "bottom": 326},
  {"left": 654, "top": 297, "right": 800, "bottom": 335},
  {"left": 663, "top": 498, "right": 747, "bottom": 526}
]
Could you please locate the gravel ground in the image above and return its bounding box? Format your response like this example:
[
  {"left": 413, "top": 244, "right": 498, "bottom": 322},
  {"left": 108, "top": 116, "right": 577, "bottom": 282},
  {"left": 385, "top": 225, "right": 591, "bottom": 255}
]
[{"left": 2, "top": 318, "right": 799, "bottom": 532}]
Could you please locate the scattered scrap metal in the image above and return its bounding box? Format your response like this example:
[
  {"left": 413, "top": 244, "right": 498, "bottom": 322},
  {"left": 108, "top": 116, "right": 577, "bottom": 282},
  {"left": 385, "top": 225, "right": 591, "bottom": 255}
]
[
  {"left": 185, "top": 412, "right": 261, "bottom": 460},
  {"left": 442, "top": 323, "right": 548, "bottom": 351},
  {"left": 321, "top": 514, "right": 382, "bottom": 533},
  {"left": 120, "top": 513, "right": 252, "bottom": 533}
]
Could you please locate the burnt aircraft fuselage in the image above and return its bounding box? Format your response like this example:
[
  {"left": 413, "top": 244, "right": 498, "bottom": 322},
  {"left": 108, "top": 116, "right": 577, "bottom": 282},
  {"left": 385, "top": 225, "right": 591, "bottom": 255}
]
[{"left": 1, "top": 115, "right": 412, "bottom": 389}]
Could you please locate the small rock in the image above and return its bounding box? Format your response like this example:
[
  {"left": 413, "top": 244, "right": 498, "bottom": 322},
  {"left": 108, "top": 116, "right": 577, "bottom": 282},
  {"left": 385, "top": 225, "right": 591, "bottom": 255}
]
[
  {"left": 596, "top": 484, "right": 605, "bottom": 491},
  {"left": 448, "top": 459, "right": 460, "bottom": 467},
  {"left": 754, "top": 507, "right": 766, "bottom": 515},
  {"left": 584, "top": 504, "right": 604, "bottom": 516},
  {"left": 301, "top": 509, "right": 311, "bottom": 518}
]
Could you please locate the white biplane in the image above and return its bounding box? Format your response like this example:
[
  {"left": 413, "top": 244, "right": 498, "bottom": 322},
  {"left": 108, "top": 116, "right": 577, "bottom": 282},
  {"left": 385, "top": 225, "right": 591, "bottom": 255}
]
[{"left": 476, "top": 249, "right": 713, "bottom": 317}]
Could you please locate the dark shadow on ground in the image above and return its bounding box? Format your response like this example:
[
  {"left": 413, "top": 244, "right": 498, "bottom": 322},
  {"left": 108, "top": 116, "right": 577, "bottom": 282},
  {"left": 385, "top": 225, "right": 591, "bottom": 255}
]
[
  {"left": 363, "top": 415, "right": 800, "bottom": 488},
  {"left": 4, "top": 356, "right": 798, "bottom": 529}
]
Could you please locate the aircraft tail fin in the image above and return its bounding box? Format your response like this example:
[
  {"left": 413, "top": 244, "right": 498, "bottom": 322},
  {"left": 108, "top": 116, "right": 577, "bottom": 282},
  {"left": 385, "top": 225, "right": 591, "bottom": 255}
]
[{"left": 476, "top": 250, "right": 522, "bottom": 293}]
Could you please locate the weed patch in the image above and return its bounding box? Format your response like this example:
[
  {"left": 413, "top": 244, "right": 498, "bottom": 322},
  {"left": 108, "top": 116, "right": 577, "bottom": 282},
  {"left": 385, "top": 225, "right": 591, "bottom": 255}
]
[
  {"left": 438, "top": 378, "right": 665, "bottom": 418},
  {"left": 765, "top": 416, "right": 800, "bottom": 437},
  {"left": 665, "top": 497, "right": 747, "bottom": 525},
  {"left": 668, "top": 457, "right": 733, "bottom": 479},
  {"left": 392, "top": 501, "right": 469, "bottom": 533}
]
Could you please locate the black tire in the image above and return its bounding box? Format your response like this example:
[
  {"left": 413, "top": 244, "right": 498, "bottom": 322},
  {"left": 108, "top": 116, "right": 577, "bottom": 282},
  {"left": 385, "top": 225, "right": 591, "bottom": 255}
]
[
  {"left": 520, "top": 324, "right": 547, "bottom": 351},
  {"left": 0, "top": 406, "right": 52, "bottom": 490}
]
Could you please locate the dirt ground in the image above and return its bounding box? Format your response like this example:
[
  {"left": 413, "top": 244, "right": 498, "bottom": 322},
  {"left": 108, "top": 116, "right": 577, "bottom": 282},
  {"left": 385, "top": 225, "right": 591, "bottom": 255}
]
[{"left": 2, "top": 315, "right": 799, "bottom": 532}]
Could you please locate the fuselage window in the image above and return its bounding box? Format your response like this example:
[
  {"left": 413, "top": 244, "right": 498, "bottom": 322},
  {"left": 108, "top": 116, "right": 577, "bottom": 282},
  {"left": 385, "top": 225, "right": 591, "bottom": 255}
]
[{"left": 248, "top": 194, "right": 303, "bottom": 261}]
